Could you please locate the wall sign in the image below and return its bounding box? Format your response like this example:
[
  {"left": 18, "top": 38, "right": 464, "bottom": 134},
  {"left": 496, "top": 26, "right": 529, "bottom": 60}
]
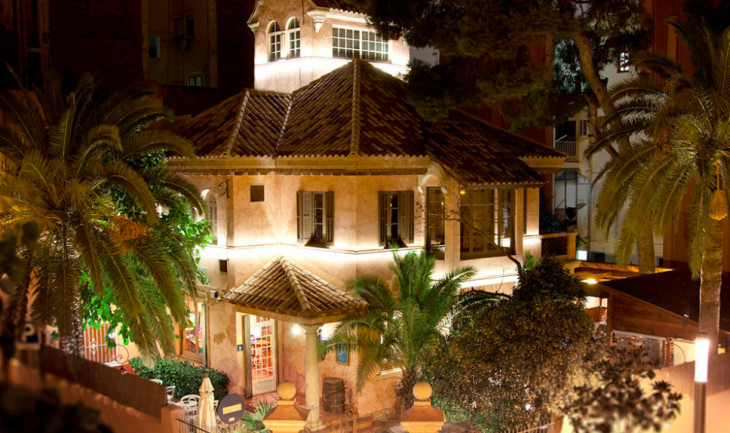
[{"left": 217, "top": 393, "right": 246, "bottom": 424}]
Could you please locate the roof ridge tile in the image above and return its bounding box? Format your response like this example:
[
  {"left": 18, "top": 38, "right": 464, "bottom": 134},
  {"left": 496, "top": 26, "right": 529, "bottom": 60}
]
[
  {"left": 280, "top": 256, "right": 313, "bottom": 312},
  {"left": 222, "top": 91, "right": 250, "bottom": 157},
  {"left": 349, "top": 60, "right": 361, "bottom": 157}
]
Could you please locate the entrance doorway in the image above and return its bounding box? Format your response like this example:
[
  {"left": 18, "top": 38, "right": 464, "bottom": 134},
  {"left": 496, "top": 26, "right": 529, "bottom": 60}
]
[{"left": 248, "top": 315, "right": 277, "bottom": 395}]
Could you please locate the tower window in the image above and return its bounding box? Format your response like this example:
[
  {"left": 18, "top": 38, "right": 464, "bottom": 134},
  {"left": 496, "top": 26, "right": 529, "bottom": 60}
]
[
  {"left": 287, "top": 18, "right": 300, "bottom": 58},
  {"left": 269, "top": 22, "right": 282, "bottom": 62}
]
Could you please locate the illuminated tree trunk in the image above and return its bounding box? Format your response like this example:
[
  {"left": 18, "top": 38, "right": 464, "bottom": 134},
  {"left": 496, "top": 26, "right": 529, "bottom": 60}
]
[{"left": 699, "top": 219, "right": 723, "bottom": 355}]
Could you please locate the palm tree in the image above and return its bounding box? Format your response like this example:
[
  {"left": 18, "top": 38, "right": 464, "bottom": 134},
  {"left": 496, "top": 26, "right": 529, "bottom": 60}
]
[
  {"left": 0, "top": 71, "right": 203, "bottom": 357},
  {"left": 591, "top": 22, "right": 730, "bottom": 351},
  {"left": 327, "top": 249, "right": 475, "bottom": 410}
]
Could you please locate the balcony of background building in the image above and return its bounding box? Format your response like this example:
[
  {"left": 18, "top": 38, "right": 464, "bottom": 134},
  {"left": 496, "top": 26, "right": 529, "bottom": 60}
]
[{"left": 554, "top": 140, "right": 578, "bottom": 162}]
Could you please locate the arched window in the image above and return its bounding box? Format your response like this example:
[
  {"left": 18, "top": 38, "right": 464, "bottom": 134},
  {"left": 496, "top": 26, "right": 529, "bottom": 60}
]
[
  {"left": 287, "top": 18, "right": 300, "bottom": 58},
  {"left": 205, "top": 192, "right": 218, "bottom": 243},
  {"left": 268, "top": 22, "right": 282, "bottom": 61}
]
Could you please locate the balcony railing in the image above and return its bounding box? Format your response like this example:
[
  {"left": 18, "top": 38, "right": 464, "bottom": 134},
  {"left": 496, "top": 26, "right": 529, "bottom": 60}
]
[
  {"left": 540, "top": 232, "right": 577, "bottom": 260},
  {"left": 554, "top": 140, "right": 578, "bottom": 162}
]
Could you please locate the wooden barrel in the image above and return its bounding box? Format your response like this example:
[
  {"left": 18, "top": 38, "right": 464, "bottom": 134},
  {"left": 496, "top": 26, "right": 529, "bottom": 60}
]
[{"left": 322, "top": 377, "right": 345, "bottom": 413}]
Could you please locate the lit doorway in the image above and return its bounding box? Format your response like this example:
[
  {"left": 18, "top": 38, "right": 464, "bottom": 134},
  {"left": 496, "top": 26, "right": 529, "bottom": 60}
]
[{"left": 245, "top": 315, "right": 277, "bottom": 395}]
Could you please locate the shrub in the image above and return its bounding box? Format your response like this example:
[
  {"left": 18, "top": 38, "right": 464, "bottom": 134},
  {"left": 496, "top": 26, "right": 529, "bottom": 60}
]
[{"left": 129, "top": 357, "right": 230, "bottom": 400}]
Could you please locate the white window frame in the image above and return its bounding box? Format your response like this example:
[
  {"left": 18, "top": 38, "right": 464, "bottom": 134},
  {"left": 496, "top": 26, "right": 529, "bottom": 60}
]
[
  {"left": 332, "top": 26, "right": 389, "bottom": 62},
  {"left": 287, "top": 18, "right": 300, "bottom": 58},
  {"left": 269, "top": 22, "right": 282, "bottom": 62}
]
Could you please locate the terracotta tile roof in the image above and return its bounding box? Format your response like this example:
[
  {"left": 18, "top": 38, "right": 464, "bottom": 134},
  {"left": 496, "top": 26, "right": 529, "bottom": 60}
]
[
  {"left": 224, "top": 256, "right": 366, "bottom": 320},
  {"left": 600, "top": 270, "right": 730, "bottom": 332},
  {"left": 175, "top": 60, "right": 564, "bottom": 186},
  {"left": 279, "top": 60, "right": 425, "bottom": 157},
  {"left": 173, "top": 90, "right": 290, "bottom": 157}
]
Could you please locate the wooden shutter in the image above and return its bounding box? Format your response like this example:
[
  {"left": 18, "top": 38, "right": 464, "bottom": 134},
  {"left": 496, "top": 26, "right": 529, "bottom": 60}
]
[
  {"left": 297, "top": 191, "right": 313, "bottom": 244},
  {"left": 326, "top": 191, "right": 334, "bottom": 245},
  {"left": 378, "top": 191, "right": 386, "bottom": 246},
  {"left": 399, "top": 190, "right": 414, "bottom": 244}
]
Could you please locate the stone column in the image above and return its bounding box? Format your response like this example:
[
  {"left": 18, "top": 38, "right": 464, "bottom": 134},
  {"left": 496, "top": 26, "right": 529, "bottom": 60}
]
[{"left": 303, "top": 324, "right": 323, "bottom": 429}]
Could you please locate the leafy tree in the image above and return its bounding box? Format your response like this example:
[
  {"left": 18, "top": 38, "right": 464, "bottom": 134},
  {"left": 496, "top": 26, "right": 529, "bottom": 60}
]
[
  {"left": 563, "top": 345, "right": 682, "bottom": 433},
  {"left": 591, "top": 21, "right": 730, "bottom": 351},
  {"left": 423, "top": 258, "right": 595, "bottom": 432},
  {"left": 0, "top": 71, "right": 203, "bottom": 357},
  {"left": 350, "top": 0, "right": 658, "bottom": 273},
  {"left": 326, "top": 249, "right": 475, "bottom": 411}
]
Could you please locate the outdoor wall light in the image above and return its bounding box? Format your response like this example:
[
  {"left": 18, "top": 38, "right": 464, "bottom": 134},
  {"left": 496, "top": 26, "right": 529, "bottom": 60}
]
[
  {"left": 292, "top": 324, "right": 302, "bottom": 336},
  {"left": 583, "top": 278, "right": 597, "bottom": 285}
]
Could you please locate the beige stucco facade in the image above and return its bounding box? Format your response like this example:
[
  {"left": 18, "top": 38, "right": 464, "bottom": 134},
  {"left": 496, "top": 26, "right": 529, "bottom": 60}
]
[{"left": 173, "top": 154, "right": 545, "bottom": 417}]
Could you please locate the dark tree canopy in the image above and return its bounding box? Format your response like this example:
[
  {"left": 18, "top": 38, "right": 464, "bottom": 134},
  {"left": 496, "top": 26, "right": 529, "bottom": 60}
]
[
  {"left": 348, "top": 0, "right": 652, "bottom": 127},
  {"left": 423, "top": 258, "right": 595, "bottom": 431}
]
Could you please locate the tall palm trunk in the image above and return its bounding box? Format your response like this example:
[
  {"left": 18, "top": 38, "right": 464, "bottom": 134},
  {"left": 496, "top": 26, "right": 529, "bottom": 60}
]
[
  {"left": 699, "top": 219, "right": 723, "bottom": 355},
  {"left": 637, "top": 225, "right": 656, "bottom": 274},
  {"left": 394, "top": 368, "right": 420, "bottom": 418}
]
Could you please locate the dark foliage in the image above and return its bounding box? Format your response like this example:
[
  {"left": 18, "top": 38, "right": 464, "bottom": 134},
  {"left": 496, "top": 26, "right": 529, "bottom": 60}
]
[{"left": 129, "top": 357, "right": 230, "bottom": 401}]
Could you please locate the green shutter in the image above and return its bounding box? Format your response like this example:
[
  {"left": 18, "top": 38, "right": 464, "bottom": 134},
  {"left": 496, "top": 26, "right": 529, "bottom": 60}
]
[
  {"left": 297, "top": 191, "right": 313, "bottom": 244},
  {"left": 378, "top": 191, "right": 386, "bottom": 246},
  {"left": 399, "top": 190, "right": 414, "bottom": 244},
  {"left": 326, "top": 191, "right": 334, "bottom": 245}
]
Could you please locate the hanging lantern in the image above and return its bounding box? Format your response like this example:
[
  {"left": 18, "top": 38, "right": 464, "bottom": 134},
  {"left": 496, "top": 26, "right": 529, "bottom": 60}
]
[{"left": 710, "top": 189, "right": 728, "bottom": 220}]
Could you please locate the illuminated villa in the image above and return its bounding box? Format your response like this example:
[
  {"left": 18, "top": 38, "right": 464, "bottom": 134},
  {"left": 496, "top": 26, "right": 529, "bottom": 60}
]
[{"left": 166, "top": 0, "right": 565, "bottom": 425}]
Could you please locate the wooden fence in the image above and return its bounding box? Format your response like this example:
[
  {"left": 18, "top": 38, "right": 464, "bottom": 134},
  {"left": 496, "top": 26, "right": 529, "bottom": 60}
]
[{"left": 17, "top": 346, "right": 166, "bottom": 418}]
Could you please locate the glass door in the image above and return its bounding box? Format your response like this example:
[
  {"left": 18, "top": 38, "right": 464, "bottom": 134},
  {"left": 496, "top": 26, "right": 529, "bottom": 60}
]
[{"left": 250, "top": 316, "right": 276, "bottom": 394}]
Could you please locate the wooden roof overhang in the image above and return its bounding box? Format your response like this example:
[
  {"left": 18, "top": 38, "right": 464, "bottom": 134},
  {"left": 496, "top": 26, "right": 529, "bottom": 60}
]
[
  {"left": 585, "top": 270, "right": 730, "bottom": 340},
  {"left": 223, "top": 255, "right": 367, "bottom": 325},
  {"left": 167, "top": 155, "right": 433, "bottom": 177}
]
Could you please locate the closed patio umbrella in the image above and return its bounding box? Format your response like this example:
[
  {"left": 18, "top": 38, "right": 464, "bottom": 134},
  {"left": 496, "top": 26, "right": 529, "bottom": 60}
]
[{"left": 198, "top": 374, "right": 216, "bottom": 430}]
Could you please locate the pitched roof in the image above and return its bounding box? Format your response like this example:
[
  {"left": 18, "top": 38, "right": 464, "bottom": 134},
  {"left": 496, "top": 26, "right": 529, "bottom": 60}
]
[
  {"left": 600, "top": 270, "right": 730, "bottom": 332},
  {"left": 224, "top": 256, "right": 366, "bottom": 323},
  {"left": 173, "top": 90, "right": 290, "bottom": 157},
  {"left": 174, "top": 60, "right": 564, "bottom": 186}
]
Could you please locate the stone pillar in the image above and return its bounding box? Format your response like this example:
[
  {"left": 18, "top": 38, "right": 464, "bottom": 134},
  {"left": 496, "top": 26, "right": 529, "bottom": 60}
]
[
  {"left": 263, "top": 381, "right": 310, "bottom": 433},
  {"left": 303, "top": 324, "right": 323, "bottom": 429},
  {"left": 401, "top": 382, "right": 445, "bottom": 433}
]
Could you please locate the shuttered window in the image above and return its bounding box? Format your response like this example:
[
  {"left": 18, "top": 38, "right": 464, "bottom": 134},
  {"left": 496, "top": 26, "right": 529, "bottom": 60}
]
[
  {"left": 205, "top": 193, "right": 218, "bottom": 243},
  {"left": 426, "top": 187, "right": 445, "bottom": 249},
  {"left": 378, "top": 191, "right": 414, "bottom": 247},
  {"left": 297, "top": 191, "right": 334, "bottom": 246}
]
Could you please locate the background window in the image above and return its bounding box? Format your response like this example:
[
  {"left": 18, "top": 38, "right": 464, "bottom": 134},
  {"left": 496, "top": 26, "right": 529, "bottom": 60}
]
[
  {"left": 287, "top": 18, "right": 300, "bottom": 58},
  {"left": 297, "top": 191, "right": 334, "bottom": 246},
  {"left": 149, "top": 35, "right": 160, "bottom": 59},
  {"left": 619, "top": 51, "right": 630, "bottom": 72},
  {"left": 378, "top": 191, "right": 414, "bottom": 246},
  {"left": 269, "top": 22, "right": 282, "bottom": 61},
  {"left": 332, "top": 27, "right": 388, "bottom": 61},
  {"left": 460, "top": 188, "right": 513, "bottom": 259}
]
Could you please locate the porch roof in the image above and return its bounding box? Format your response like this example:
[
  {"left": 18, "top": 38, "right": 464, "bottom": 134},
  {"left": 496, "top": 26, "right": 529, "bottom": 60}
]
[{"left": 223, "top": 256, "right": 366, "bottom": 324}]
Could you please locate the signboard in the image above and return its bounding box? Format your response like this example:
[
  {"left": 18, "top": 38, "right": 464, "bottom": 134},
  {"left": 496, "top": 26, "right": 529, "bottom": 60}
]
[
  {"left": 217, "top": 393, "right": 246, "bottom": 424},
  {"left": 17, "top": 322, "right": 40, "bottom": 350},
  {"left": 336, "top": 343, "right": 348, "bottom": 365}
]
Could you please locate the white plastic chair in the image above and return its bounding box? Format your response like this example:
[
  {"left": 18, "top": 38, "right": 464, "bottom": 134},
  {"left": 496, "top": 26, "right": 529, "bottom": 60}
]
[
  {"left": 166, "top": 385, "right": 176, "bottom": 402},
  {"left": 150, "top": 379, "right": 163, "bottom": 385}
]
